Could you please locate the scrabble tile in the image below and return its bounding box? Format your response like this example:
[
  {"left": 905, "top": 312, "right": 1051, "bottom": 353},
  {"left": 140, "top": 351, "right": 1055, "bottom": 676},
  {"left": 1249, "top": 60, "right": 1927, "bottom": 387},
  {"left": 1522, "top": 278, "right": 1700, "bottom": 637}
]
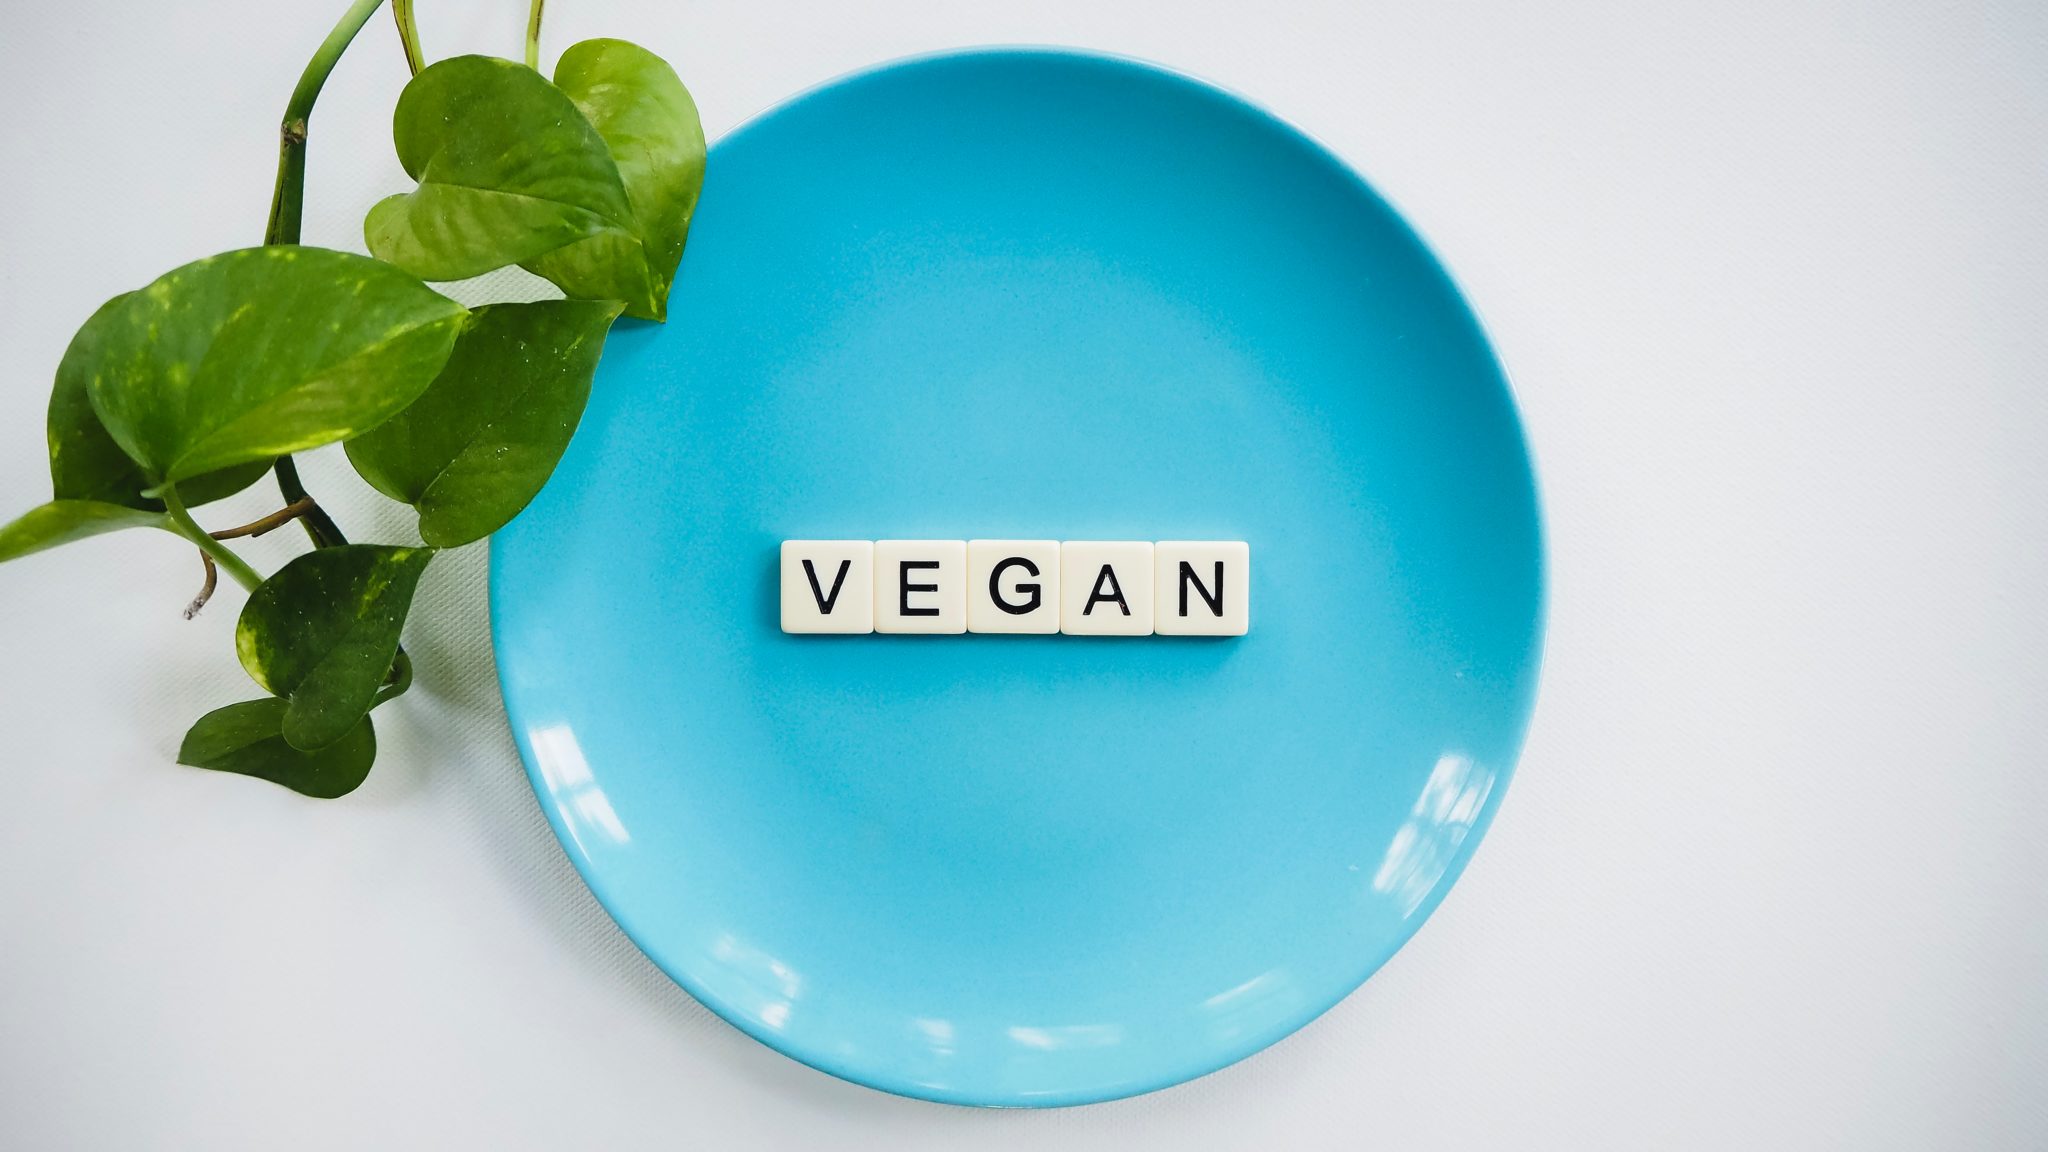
[
  {"left": 1060, "top": 541, "right": 1155, "bottom": 635},
  {"left": 874, "top": 540, "right": 968, "bottom": 634},
  {"left": 1153, "top": 541, "right": 1250, "bottom": 635},
  {"left": 780, "top": 540, "right": 874, "bottom": 634},
  {"left": 967, "top": 540, "right": 1061, "bottom": 634}
]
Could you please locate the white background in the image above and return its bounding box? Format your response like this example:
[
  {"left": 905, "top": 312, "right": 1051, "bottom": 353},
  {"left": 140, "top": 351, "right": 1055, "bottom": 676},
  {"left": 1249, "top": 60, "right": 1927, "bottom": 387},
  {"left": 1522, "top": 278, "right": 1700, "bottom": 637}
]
[{"left": 2, "top": 0, "right": 2044, "bottom": 1147}]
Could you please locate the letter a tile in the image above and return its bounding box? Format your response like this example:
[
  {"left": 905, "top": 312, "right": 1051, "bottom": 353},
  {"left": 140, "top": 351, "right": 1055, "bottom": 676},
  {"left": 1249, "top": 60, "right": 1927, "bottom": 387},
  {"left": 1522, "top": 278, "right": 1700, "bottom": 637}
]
[{"left": 1060, "top": 541, "right": 1154, "bottom": 635}]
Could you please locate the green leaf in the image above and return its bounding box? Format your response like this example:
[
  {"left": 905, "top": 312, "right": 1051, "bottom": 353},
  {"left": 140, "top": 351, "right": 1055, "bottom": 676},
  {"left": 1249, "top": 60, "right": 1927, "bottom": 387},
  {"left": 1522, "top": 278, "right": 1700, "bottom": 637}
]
[
  {"left": 78, "top": 247, "right": 467, "bottom": 484},
  {"left": 178, "top": 698, "right": 376, "bottom": 799},
  {"left": 0, "top": 322, "right": 265, "bottom": 565},
  {"left": 364, "top": 55, "right": 635, "bottom": 283},
  {"left": 345, "top": 299, "right": 621, "bottom": 546},
  {"left": 236, "top": 545, "right": 433, "bottom": 751},
  {"left": 0, "top": 500, "right": 167, "bottom": 563},
  {"left": 49, "top": 293, "right": 269, "bottom": 509},
  {"left": 522, "top": 39, "right": 705, "bottom": 321}
]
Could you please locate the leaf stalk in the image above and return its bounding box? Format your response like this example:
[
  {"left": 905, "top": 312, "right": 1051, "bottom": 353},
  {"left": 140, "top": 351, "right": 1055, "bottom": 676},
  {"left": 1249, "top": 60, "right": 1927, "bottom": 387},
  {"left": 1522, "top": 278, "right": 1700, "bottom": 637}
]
[
  {"left": 373, "top": 648, "right": 414, "bottom": 708},
  {"left": 392, "top": 0, "right": 424, "bottom": 77},
  {"left": 161, "top": 486, "right": 263, "bottom": 592}
]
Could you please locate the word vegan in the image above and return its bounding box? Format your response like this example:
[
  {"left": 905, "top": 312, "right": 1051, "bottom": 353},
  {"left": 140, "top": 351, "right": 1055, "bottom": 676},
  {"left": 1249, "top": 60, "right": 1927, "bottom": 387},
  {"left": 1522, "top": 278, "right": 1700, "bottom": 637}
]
[{"left": 779, "top": 541, "right": 1250, "bottom": 636}]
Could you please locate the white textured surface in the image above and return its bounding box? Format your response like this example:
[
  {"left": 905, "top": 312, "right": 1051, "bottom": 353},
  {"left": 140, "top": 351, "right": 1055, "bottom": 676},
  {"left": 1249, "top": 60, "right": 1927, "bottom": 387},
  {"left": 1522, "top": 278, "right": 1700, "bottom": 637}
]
[{"left": 3, "top": 0, "right": 2045, "bottom": 1146}]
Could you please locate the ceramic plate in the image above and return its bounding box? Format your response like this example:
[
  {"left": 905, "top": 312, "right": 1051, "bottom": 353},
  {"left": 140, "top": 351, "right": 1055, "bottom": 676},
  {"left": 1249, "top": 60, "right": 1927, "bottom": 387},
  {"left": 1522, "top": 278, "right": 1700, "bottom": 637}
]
[{"left": 491, "top": 48, "right": 1544, "bottom": 1107}]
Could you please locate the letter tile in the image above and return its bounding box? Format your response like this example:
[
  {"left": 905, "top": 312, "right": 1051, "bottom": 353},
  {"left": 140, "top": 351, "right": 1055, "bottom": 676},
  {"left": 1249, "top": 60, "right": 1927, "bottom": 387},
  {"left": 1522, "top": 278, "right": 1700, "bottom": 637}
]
[
  {"left": 874, "top": 540, "right": 968, "bottom": 634},
  {"left": 967, "top": 540, "right": 1061, "bottom": 634},
  {"left": 780, "top": 540, "right": 875, "bottom": 634},
  {"left": 1060, "top": 541, "right": 1154, "bottom": 636},
  {"left": 1152, "top": 541, "right": 1249, "bottom": 636}
]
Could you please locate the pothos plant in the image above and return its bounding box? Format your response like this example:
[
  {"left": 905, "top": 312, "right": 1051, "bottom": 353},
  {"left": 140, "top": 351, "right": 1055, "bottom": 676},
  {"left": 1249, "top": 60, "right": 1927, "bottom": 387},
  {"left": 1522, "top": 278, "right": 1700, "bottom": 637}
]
[{"left": 0, "top": 0, "right": 704, "bottom": 797}]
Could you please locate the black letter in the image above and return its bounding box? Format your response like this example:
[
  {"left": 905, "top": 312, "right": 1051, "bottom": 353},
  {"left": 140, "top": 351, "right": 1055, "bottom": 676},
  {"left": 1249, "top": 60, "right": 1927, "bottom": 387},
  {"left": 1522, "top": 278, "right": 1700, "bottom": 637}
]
[
  {"left": 989, "top": 556, "right": 1042, "bottom": 615},
  {"left": 1179, "top": 560, "right": 1224, "bottom": 617},
  {"left": 1083, "top": 564, "right": 1130, "bottom": 616},
  {"left": 802, "top": 558, "right": 851, "bottom": 614},
  {"left": 899, "top": 560, "right": 940, "bottom": 616}
]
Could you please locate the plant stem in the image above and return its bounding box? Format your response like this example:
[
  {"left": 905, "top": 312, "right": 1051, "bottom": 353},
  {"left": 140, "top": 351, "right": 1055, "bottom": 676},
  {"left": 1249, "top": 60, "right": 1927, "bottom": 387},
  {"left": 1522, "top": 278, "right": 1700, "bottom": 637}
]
[
  {"left": 272, "top": 456, "right": 350, "bottom": 548},
  {"left": 526, "top": 0, "right": 545, "bottom": 70},
  {"left": 392, "top": 0, "right": 423, "bottom": 77},
  {"left": 210, "top": 497, "right": 318, "bottom": 541},
  {"left": 373, "top": 649, "right": 414, "bottom": 708},
  {"left": 162, "top": 487, "right": 263, "bottom": 592},
  {"left": 264, "top": 0, "right": 389, "bottom": 247},
  {"left": 184, "top": 552, "right": 219, "bottom": 620},
  {"left": 263, "top": 0, "right": 390, "bottom": 548}
]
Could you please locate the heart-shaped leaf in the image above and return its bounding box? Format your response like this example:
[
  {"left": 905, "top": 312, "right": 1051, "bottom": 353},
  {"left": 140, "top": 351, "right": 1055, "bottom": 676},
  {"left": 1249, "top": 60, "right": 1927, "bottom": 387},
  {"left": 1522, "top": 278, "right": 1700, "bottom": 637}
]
[
  {"left": 521, "top": 39, "right": 705, "bottom": 321},
  {"left": 0, "top": 287, "right": 289, "bottom": 565},
  {"left": 365, "top": 55, "right": 635, "bottom": 283},
  {"left": 346, "top": 299, "right": 622, "bottom": 546},
  {"left": 0, "top": 500, "right": 167, "bottom": 564},
  {"left": 236, "top": 545, "right": 433, "bottom": 751},
  {"left": 49, "top": 293, "right": 270, "bottom": 509},
  {"left": 178, "top": 698, "right": 376, "bottom": 799},
  {"left": 78, "top": 247, "right": 467, "bottom": 484}
]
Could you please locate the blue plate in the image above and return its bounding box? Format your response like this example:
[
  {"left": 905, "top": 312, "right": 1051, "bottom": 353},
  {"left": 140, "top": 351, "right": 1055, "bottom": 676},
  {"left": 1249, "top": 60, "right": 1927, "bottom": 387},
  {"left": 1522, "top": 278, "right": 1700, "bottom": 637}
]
[{"left": 491, "top": 48, "right": 1544, "bottom": 1107}]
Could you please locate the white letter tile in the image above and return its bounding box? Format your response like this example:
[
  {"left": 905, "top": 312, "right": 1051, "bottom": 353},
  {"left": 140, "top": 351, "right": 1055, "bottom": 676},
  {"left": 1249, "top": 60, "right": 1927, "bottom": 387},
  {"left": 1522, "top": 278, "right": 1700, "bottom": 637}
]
[
  {"left": 1153, "top": 541, "right": 1249, "bottom": 636},
  {"left": 780, "top": 540, "right": 875, "bottom": 634},
  {"left": 1060, "top": 541, "right": 1155, "bottom": 635},
  {"left": 874, "top": 540, "right": 968, "bottom": 634},
  {"left": 968, "top": 540, "right": 1062, "bottom": 634}
]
